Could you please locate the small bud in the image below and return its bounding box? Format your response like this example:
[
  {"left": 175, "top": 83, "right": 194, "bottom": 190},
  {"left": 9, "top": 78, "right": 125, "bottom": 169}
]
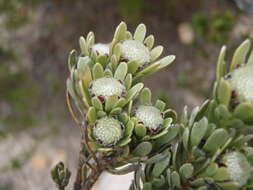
[
  {"left": 89, "top": 77, "right": 126, "bottom": 99},
  {"left": 93, "top": 117, "right": 124, "bottom": 146},
  {"left": 51, "top": 162, "right": 71, "bottom": 189},
  {"left": 120, "top": 40, "right": 151, "bottom": 66},
  {"left": 135, "top": 105, "right": 164, "bottom": 133}
]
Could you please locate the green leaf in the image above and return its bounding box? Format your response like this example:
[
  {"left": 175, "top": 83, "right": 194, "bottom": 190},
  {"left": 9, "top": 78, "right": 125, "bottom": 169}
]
[
  {"left": 113, "top": 21, "right": 127, "bottom": 42},
  {"left": 140, "top": 88, "right": 152, "bottom": 105},
  {"left": 114, "top": 62, "right": 128, "bottom": 80},
  {"left": 217, "top": 79, "right": 231, "bottom": 107},
  {"left": 126, "top": 83, "right": 144, "bottom": 103},
  {"left": 155, "top": 100, "right": 166, "bottom": 111},
  {"left": 144, "top": 35, "right": 154, "bottom": 49},
  {"left": 92, "top": 63, "right": 104, "bottom": 79},
  {"left": 87, "top": 107, "right": 97, "bottom": 123},
  {"left": 179, "top": 163, "right": 194, "bottom": 179},
  {"left": 203, "top": 128, "right": 229, "bottom": 153},
  {"left": 134, "top": 23, "right": 146, "bottom": 42},
  {"left": 190, "top": 117, "right": 208, "bottom": 147},
  {"left": 230, "top": 39, "right": 251, "bottom": 71},
  {"left": 143, "top": 183, "right": 152, "bottom": 190},
  {"left": 183, "top": 127, "right": 189, "bottom": 151},
  {"left": 91, "top": 97, "right": 103, "bottom": 110},
  {"left": 152, "top": 153, "right": 171, "bottom": 178},
  {"left": 216, "top": 45, "right": 227, "bottom": 80},
  {"left": 79, "top": 36, "right": 88, "bottom": 56},
  {"left": 82, "top": 64, "right": 92, "bottom": 88},
  {"left": 154, "top": 125, "right": 179, "bottom": 148},
  {"left": 171, "top": 171, "right": 181, "bottom": 188},
  {"left": 68, "top": 49, "right": 77, "bottom": 71},
  {"left": 233, "top": 102, "right": 253, "bottom": 123},
  {"left": 132, "top": 142, "right": 152, "bottom": 157},
  {"left": 150, "top": 46, "right": 163, "bottom": 61},
  {"left": 124, "top": 73, "right": 132, "bottom": 90},
  {"left": 105, "top": 96, "right": 119, "bottom": 112},
  {"left": 110, "top": 107, "right": 122, "bottom": 115},
  {"left": 127, "top": 60, "right": 139, "bottom": 74},
  {"left": 134, "top": 123, "right": 147, "bottom": 138}
]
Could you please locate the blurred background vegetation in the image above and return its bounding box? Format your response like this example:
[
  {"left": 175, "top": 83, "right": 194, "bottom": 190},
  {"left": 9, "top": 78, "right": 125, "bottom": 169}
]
[{"left": 0, "top": 0, "right": 253, "bottom": 189}]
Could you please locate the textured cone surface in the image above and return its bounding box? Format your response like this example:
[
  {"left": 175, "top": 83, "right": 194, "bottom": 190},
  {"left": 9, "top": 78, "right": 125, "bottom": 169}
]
[
  {"left": 223, "top": 151, "right": 251, "bottom": 187},
  {"left": 90, "top": 77, "right": 126, "bottom": 98},
  {"left": 230, "top": 65, "right": 253, "bottom": 102},
  {"left": 92, "top": 43, "right": 109, "bottom": 55},
  {"left": 135, "top": 105, "right": 163, "bottom": 130},
  {"left": 120, "top": 40, "right": 150, "bottom": 66},
  {"left": 93, "top": 117, "right": 123, "bottom": 146}
]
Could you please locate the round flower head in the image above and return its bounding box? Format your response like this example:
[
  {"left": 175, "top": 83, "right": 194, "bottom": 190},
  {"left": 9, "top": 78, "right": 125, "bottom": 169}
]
[
  {"left": 120, "top": 40, "right": 151, "bottom": 67},
  {"left": 89, "top": 77, "right": 126, "bottom": 99},
  {"left": 228, "top": 65, "right": 253, "bottom": 102},
  {"left": 135, "top": 105, "right": 164, "bottom": 133},
  {"left": 93, "top": 117, "right": 124, "bottom": 146},
  {"left": 222, "top": 151, "right": 251, "bottom": 187},
  {"left": 91, "top": 43, "right": 109, "bottom": 55}
]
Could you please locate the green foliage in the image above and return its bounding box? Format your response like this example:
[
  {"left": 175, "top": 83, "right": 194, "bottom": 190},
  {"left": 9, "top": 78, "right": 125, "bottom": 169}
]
[{"left": 192, "top": 10, "right": 236, "bottom": 44}]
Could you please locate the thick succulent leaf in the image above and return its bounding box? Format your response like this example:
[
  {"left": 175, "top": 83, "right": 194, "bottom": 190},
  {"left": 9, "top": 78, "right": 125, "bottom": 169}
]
[
  {"left": 124, "top": 73, "right": 132, "bottom": 90},
  {"left": 152, "top": 176, "right": 166, "bottom": 188},
  {"left": 189, "top": 106, "right": 200, "bottom": 126},
  {"left": 134, "top": 123, "right": 147, "bottom": 138},
  {"left": 114, "top": 62, "right": 128, "bottom": 81},
  {"left": 115, "top": 97, "right": 127, "bottom": 108},
  {"left": 132, "top": 142, "right": 152, "bottom": 157},
  {"left": 216, "top": 182, "right": 239, "bottom": 190},
  {"left": 155, "top": 100, "right": 166, "bottom": 111},
  {"left": 195, "top": 100, "right": 210, "bottom": 121},
  {"left": 230, "top": 39, "right": 251, "bottom": 71},
  {"left": 104, "top": 68, "right": 113, "bottom": 77},
  {"left": 97, "top": 110, "right": 106, "bottom": 118},
  {"left": 145, "top": 149, "right": 170, "bottom": 164},
  {"left": 216, "top": 46, "right": 227, "bottom": 80},
  {"left": 151, "top": 152, "right": 171, "bottom": 178},
  {"left": 198, "top": 162, "right": 218, "bottom": 177},
  {"left": 154, "top": 125, "right": 179, "bottom": 148},
  {"left": 126, "top": 83, "right": 144, "bottom": 103},
  {"left": 143, "top": 183, "right": 152, "bottom": 190},
  {"left": 105, "top": 96, "right": 119, "bottom": 112},
  {"left": 92, "top": 63, "right": 104, "bottom": 79},
  {"left": 125, "top": 120, "right": 135, "bottom": 137},
  {"left": 144, "top": 35, "right": 154, "bottom": 49},
  {"left": 203, "top": 128, "right": 229, "bottom": 153},
  {"left": 248, "top": 50, "right": 253, "bottom": 65},
  {"left": 233, "top": 102, "right": 253, "bottom": 123},
  {"left": 140, "top": 88, "right": 152, "bottom": 105},
  {"left": 217, "top": 79, "right": 231, "bottom": 107},
  {"left": 125, "top": 31, "right": 132, "bottom": 39},
  {"left": 96, "top": 54, "right": 108, "bottom": 67},
  {"left": 150, "top": 46, "right": 164, "bottom": 62},
  {"left": 134, "top": 23, "right": 146, "bottom": 42},
  {"left": 68, "top": 49, "right": 77, "bottom": 71},
  {"left": 119, "top": 113, "right": 130, "bottom": 125},
  {"left": 82, "top": 64, "right": 92, "bottom": 88},
  {"left": 179, "top": 163, "right": 194, "bottom": 179},
  {"left": 79, "top": 36, "right": 87, "bottom": 56},
  {"left": 86, "top": 107, "right": 97, "bottom": 123},
  {"left": 212, "top": 167, "right": 230, "bottom": 181},
  {"left": 164, "top": 109, "right": 177, "bottom": 122},
  {"left": 171, "top": 171, "right": 181, "bottom": 188},
  {"left": 127, "top": 60, "right": 139, "bottom": 74},
  {"left": 113, "top": 43, "right": 121, "bottom": 62},
  {"left": 182, "top": 127, "right": 190, "bottom": 151},
  {"left": 190, "top": 117, "right": 208, "bottom": 147},
  {"left": 113, "top": 22, "right": 127, "bottom": 42},
  {"left": 156, "top": 55, "right": 175, "bottom": 70},
  {"left": 91, "top": 97, "right": 103, "bottom": 110},
  {"left": 110, "top": 107, "right": 122, "bottom": 115}
]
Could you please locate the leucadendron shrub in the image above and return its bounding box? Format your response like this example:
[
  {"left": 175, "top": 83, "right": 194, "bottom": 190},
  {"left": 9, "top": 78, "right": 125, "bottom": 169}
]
[
  {"left": 130, "top": 40, "right": 253, "bottom": 190},
  {"left": 51, "top": 22, "right": 253, "bottom": 190}
]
